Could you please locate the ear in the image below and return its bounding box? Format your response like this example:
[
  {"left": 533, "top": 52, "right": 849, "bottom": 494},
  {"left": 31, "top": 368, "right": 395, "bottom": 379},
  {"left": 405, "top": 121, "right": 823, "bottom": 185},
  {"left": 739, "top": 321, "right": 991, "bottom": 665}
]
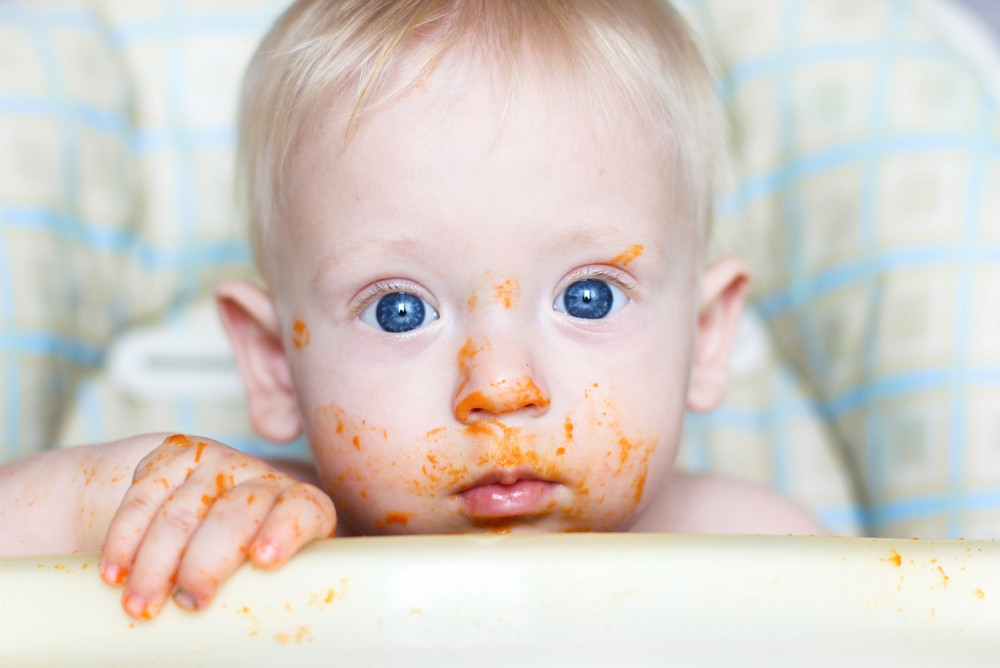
[
  {"left": 686, "top": 256, "right": 751, "bottom": 413},
  {"left": 216, "top": 279, "right": 303, "bottom": 443}
]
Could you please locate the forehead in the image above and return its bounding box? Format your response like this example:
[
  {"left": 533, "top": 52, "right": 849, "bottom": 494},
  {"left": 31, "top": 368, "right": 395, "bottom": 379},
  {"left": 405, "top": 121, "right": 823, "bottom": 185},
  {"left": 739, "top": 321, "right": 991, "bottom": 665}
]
[{"left": 271, "top": 66, "right": 694, "bottom": 286}]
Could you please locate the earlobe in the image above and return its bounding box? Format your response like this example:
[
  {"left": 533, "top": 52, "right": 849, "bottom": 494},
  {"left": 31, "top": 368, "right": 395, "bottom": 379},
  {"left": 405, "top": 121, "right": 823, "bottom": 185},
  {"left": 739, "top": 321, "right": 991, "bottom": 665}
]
[
  {"left": 216, "top": 279, "right": 304, "bottom": 443},
  {"left": 686, "top": 256, "right": 751, "bottom": 413}
]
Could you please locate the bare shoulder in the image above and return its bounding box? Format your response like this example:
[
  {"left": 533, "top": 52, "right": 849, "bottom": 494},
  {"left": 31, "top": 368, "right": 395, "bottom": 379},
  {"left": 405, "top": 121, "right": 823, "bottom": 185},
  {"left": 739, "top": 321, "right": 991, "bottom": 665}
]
[{"left": 635, "top": 473, "right": 828, "bottom": 536}]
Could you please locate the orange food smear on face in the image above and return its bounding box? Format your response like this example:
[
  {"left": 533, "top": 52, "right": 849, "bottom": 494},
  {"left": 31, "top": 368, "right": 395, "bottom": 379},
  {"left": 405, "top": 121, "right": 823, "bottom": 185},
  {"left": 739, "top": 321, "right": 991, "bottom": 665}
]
[
  {"left": 492, "top": 279, "right": 520, "bottom": 310},
  {"left": 292, "top": 320, "right": 311, "bottom": 349},
  {"left": 454, "top": 391, "right": 491, "bottom": 420},
  {"left": 631, "top": 442, "right": 656, "bottom": 506},
  {"left": 564, "top": 417, "right": 574, "bottom": 441},
  {"left": 352, "top": 435, "right": 361, "bottom": 450},
  {"left": 467, "top": 292, "right": 479, "bottom": 312},
  {"left": 608, "top": 244, "right": 643, "bottom": 267},
  {"left": 468, "top": 421, "right": 542, "bottom": 470},
  {"left": 376, "top": 512, "right": 411, "bottom": 528},
  {"left": 455, "top": 377, "right": 550, "bottom": 420},
  {"left": 455, "top": 337, "right": 484, "bottom": 389},
  {"left": 556, "top": 447, "right": 566, "bottom": 456},
  {"left": 618, "top": 436, "right": 636, "bottom": 469},
  {"left": 632, "top": 471, "right": 647, "bottom": 505}
]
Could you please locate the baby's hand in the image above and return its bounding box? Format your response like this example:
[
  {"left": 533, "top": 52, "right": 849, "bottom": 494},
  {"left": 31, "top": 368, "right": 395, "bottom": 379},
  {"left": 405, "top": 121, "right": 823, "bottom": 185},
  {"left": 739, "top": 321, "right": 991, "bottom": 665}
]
[{"left": 99, "top": 434, "right": 336, "bottom": 620}]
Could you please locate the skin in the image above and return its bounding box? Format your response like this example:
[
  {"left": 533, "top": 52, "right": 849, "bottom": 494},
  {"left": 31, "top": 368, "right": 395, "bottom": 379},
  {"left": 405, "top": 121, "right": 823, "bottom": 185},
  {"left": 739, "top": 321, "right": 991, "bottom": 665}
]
[{"left": 0, "top": 62, "right": 823, "bottom": 622}]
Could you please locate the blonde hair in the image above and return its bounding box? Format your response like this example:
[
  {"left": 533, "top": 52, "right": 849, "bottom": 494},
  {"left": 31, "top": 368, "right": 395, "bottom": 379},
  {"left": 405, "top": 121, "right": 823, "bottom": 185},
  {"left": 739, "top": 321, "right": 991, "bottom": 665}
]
[{"left": 238, "top": 0, "right": 723, "bottom": 278}]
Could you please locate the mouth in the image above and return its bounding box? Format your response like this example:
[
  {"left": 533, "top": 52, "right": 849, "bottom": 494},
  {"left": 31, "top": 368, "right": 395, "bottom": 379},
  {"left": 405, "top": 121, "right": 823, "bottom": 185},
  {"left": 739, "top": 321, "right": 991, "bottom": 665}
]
[{"left": 455, "top": 471, "right": 560, "bottom": 520}]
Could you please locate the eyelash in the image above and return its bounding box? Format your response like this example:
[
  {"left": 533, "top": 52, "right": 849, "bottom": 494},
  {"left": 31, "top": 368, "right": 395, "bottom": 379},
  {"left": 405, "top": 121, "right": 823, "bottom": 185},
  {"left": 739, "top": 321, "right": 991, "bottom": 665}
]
[
  {"left": 351, "top": 280, "right": 430, "bottom": 318},
  {"left": 560, "top": 266, "right": 636, "bottom": 294},
  {"left": 350, "top": 267, "right": 635, "bottom": 316}
]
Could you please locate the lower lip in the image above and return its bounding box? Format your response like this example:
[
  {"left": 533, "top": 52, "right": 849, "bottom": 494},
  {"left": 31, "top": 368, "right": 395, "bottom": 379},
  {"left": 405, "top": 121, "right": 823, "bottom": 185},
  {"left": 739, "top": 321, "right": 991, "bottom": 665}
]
[{"left": 457, "top": 479, "right": 558, "bottom": 519}]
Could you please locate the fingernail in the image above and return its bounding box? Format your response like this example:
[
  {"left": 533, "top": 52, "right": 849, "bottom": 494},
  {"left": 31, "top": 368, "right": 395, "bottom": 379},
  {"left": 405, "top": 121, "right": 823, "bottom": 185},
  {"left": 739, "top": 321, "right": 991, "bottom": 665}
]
[
  {"left": 101, "top": 562, "right": 129, "bottom": 587},
  {"left": 174, "top": 589, "right": 198, "bottom": 611},
  {"left": 123, "top": 591, "right": 153, "bottom": 620},
  {"left": 252, "top": 540, "right": 278, "bottom": 565}
]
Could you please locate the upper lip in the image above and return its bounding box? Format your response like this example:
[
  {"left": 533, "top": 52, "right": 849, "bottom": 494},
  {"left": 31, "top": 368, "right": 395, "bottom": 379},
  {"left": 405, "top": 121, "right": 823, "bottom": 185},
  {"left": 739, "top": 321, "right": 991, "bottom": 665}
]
[{"left": 456, "top": 469, "right": 555, "bottom": 494}]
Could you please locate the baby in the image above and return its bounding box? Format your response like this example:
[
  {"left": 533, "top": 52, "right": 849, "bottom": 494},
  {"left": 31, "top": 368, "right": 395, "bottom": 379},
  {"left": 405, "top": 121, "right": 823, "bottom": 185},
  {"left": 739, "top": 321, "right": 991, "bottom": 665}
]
[{"left": 0, "top": 0, "right": 823, "bottom": 621}]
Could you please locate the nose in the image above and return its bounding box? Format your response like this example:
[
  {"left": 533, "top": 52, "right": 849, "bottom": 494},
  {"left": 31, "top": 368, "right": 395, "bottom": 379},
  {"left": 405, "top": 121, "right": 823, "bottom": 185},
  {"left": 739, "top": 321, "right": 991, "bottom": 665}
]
[{"left": 452, "top": 336, "right": 550, "bottom": 422}]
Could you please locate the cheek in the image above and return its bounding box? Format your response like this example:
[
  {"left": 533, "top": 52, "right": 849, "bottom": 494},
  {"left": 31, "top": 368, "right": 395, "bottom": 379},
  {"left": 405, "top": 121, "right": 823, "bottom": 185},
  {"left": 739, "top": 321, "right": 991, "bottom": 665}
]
[
  {"left": 559, "top": 385, "right": 674, "bottom": 528},
  {"left": 309, "top": 406, "right": 386, "bottom": 507},
  {"left": 309, "top": 404, "right": 460, "bottom": 532}
]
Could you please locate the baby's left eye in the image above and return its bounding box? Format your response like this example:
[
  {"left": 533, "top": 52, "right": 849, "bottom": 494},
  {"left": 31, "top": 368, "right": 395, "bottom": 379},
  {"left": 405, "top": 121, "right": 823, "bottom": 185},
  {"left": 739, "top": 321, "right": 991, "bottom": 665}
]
[
  {"left": 360, "top": 291, "right": 439, "bottom": 333},
  {"left": 554, "top": 278, "right": 628, "bottom": 320}
]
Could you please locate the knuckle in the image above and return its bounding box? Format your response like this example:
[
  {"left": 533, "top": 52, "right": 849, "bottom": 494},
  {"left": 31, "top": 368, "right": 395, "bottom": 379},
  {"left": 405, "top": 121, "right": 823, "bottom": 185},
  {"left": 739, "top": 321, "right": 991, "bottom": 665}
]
[
  {"left": 177, "top": 560, "right": 225, "bottom": 596},
  {"left": 120, "top": 489, "right": 160, "bottom": 520},
  {"left": 157, "top": 503, "right": 201, "bottom": 536},
  {"left": 301, "top": 484, "right": 336, "bottom": 515}
]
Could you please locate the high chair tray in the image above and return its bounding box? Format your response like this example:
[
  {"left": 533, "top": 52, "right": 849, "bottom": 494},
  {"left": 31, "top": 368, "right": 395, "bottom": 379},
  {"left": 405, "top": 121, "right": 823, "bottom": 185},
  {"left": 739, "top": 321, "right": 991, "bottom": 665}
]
[{"left": 2, "top": 534, "right": 996, "bottom": 665}]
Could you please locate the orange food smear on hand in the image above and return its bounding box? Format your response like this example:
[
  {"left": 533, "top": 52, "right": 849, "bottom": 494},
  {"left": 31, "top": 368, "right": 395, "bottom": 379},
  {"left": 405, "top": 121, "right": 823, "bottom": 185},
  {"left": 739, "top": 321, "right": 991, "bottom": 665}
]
[
  {"left": 194, "top": 441, "right": 207, "bottom": 463},
  {"left": 292, "top": 320, "right": 311, "bottom": 349},
  {"left": 215, "top": 473, "right": 233, "bottom": 496},
  {"left": 106, "top": 563, "right": 129, "bottom": 586},
  {"left": 165, "top": 434, "right": 193, "bottom": 448},
  {"left": 608, "top": 244, "right": 643, "bottom": 267}
]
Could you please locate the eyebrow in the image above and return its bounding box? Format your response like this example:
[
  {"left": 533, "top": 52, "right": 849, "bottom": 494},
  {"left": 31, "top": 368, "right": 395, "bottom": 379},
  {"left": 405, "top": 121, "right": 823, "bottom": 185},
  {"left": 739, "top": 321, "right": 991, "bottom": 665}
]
[
  {"left": 542, "top": 227, "right": 659, "bottom": 264},
  {"left": 311, "top": 233, "right": 443, "bottom": 288},
  {"left": 311, "top": 224, "right": 660, "bottom": 288}
]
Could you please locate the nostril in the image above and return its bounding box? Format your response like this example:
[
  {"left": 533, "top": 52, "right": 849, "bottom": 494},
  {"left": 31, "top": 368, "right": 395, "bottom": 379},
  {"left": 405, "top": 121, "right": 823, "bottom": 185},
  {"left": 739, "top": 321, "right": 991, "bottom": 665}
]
[
  {"left": 454, "top": 390, "right": 498, "bottom": 422},
  {"left": 508, "top": 377, "right": 550, "bottom": 411},
  {"left": 453, "top": 377, "right": 550, "bottom": 422}
]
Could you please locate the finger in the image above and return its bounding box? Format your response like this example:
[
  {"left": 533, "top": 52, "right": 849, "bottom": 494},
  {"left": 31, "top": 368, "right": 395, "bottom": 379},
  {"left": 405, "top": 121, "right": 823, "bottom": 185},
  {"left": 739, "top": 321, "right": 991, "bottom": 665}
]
[
  {"left": 249, "top": 483, "right": 336, "bottom": 569},
  {"left": 119, "top": 471, "right": 230, "bottom": 620},
  {"left": 172, "top": 477, "right": 285, "bottom": 611},
  {"left": 100, "top": 437, "right": 202, "bottom": 587}
]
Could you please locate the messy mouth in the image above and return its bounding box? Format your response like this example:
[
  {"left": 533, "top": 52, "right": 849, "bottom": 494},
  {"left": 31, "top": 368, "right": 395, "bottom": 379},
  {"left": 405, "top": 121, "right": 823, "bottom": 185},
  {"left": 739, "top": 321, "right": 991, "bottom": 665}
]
[{"left": 456, "top": 472, "right": 559, "bottom": 519}]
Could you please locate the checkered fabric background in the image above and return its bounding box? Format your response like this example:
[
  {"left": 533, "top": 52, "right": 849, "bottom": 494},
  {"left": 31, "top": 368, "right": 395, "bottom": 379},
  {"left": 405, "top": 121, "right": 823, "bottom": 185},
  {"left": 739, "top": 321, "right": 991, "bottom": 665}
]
[{"left": 1, "top": 0, "right": 998, "bottom": 539}]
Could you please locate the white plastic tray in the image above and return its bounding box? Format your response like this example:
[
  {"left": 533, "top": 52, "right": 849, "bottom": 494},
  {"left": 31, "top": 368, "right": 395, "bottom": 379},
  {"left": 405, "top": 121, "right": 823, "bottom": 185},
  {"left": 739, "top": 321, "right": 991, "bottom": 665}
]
[{"left": 2, "top": 534, "right": 997, "bottom": 665}]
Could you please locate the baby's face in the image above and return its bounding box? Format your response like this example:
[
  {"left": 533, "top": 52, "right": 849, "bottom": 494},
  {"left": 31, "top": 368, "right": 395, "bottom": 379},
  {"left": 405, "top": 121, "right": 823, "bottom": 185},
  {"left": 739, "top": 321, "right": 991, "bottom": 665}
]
[{"left": 271, "top": 72, "right": 702, "bottom": 535}]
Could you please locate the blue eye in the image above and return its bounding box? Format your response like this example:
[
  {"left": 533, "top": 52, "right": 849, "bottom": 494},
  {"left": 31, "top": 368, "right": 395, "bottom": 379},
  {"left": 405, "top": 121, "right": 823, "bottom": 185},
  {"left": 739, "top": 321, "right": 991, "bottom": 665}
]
[
  {"left": 360, "top": 291, "right": 439, "bottom": 333},
  {"left": 554, "top": 278, "right": 627, "bottom": 320}
]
